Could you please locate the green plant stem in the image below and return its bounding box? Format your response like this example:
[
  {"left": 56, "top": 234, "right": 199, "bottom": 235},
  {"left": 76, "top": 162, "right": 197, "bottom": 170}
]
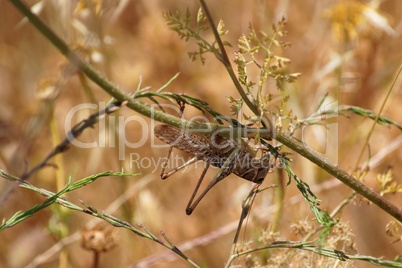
[
  {"left": 198, "top": 0, "right": 274, "bottom": 137},
  {"left": 226, "top": 241, "right": 402, "bottom": 268},
  {"left": 0, "top": 170, "right": 199, "bottom": 267},
  {"left": 9, "top": 0, "right": 196, "bottom": 130},
  {"left": 198, "top": 0, "right": 402, "bottom": 222},
  {"left": 271, "top": 169, "right": 285, "bottom": 232},
  {"left": 355, "top": 64, "right": 402, "bottom": 168},
  {"left": 276, "top": 133, "right": 402, "bottom": 222},
  {"left": 9, "top": 0, "right": 402, "bottom": 223}
]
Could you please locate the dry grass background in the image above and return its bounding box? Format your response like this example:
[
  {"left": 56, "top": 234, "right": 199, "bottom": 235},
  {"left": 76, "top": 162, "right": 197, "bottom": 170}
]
[{"left": 1, "top": 0, "right": 402, "bottom": 267}]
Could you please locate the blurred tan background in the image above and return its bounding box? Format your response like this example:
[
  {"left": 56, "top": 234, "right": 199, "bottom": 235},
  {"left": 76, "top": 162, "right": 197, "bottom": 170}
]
[{"left": 1, "top": 0, "right": 402, "bottom": 267}]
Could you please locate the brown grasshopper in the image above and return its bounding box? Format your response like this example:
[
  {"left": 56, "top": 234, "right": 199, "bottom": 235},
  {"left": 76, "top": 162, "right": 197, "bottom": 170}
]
[{"left": 154, "top": 123, "right": 272, "bottom": 215}]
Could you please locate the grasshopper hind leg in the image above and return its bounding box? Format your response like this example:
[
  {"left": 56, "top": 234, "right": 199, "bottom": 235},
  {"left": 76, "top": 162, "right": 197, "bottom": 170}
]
[
  {"left": 185, "top": 148, "right": 239, "bottom": 215},
  {"left": 160, "top": 156, "right": 199, "bottom": 180},
  {"left": 185, "top": 162, "right": 210, "bottom": 215}
]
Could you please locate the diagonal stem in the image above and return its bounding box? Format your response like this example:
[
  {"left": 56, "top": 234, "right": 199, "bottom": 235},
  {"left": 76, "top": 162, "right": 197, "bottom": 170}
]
[
  {"left": 198, "top": 0, "right": 274, "bottom": 138},
  {"left": 9, "top": 0, "right": 402, "bottom": 223},
  {"left": 276, "top": 133, "right": 402, "bottom": 222}
]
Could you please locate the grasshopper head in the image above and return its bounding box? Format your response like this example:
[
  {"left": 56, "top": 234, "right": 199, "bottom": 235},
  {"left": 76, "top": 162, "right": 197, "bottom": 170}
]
[
  {"left": 241, "top": 167, "right": 270, "bottom": 184},
  {"left": 240, "top": 152, "right": 271, "bottom": 184}
]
